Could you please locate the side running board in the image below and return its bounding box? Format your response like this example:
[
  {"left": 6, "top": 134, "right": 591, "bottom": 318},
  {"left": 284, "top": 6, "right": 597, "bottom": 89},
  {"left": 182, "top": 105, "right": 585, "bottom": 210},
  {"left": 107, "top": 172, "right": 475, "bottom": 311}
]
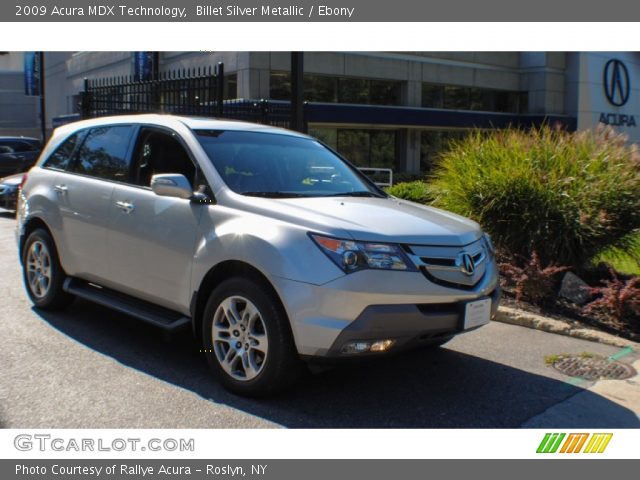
[{"left": 63, "top": 278, "right": 191, "bottom": 331}]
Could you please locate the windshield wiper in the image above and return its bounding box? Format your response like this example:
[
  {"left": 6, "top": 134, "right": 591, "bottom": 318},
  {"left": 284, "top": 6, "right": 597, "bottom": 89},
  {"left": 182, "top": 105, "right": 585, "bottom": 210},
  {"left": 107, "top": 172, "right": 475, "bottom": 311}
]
[
  {"left": 322, "top": 191, "right": 386, "bottom": 198},
  {"left": 241, "top": 191, "right": 311, "bottom": 198}
]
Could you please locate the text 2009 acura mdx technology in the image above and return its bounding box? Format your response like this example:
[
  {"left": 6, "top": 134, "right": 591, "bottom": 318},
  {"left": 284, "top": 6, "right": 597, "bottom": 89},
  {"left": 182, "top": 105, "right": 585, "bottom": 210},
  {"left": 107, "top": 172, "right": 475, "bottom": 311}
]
[{"left": 17, "top": 115, "right": 500, "bottom": 396}]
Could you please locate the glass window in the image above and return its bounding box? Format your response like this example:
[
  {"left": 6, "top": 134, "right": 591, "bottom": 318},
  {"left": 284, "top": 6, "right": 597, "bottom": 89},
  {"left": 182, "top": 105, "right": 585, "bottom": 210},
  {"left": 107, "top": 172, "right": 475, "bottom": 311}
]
[
  {"left": 338, "top": 78, "right": 370, "bottom": 104},
  {"left": 311, "top": 128, "right": 397, "bottom": 170},
  {"left": 270, "top": 72, "right": 291, "bottom": 101},
  {"left": 422, "top": 84, "right": 444, "bottom": 108},
  {"left": 131, "top": 128, "right": 196, "bottom": 188},
  {"left": 305, "top": 75, "right": 337, "bottom": 103},
  {"left": 370, "top": 131, "right": 396, "bottom": 168},
  {"left": 270, "top": 71, "right": 402, "bottom": 106},
  {"left": 72, "top": 126, "right": 134, "bottom": 181},
  {"left": 370, "top": 80, "right": 401, "bottom": 106},
  {"left": 309, "top": 128, "right": 337, "bottom": 150},
  {"left": 443, "top": 86, "right": 470, "bottom": 110},
  {"left": 195, "top": 130, "right": 382, "bottom": 198},
  {"left": 422, "top": 83, "right": 526, "bottom": 113},
  {"left": 44, "top": 132, "right": 82, "bottom": 171},
  {"left": 1, "top": 140, "right": 38, "bottom": 152},
  {"left": 420, "top": 130, "right": 468, "bottom": 173},
  {"left": 336, "top": 129, "right": 370, "bottom": 166}
]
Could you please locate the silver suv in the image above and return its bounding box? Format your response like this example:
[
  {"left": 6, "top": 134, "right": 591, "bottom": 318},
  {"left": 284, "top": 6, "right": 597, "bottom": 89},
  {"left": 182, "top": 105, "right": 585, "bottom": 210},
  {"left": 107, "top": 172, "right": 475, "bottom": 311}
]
[{"left": 17, "top": 115, "right": 500, "bottom": 396}]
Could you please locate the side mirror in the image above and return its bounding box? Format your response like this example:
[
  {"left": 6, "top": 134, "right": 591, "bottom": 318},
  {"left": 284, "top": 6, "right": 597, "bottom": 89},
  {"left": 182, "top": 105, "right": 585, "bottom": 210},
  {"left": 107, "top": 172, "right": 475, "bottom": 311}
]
[{"left": 150, "top": 173, "right": 193, "bottom": 199}]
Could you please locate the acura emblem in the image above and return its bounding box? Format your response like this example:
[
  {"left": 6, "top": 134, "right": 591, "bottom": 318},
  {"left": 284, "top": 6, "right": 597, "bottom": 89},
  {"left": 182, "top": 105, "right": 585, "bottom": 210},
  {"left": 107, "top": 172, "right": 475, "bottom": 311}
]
[
  {"left": 603, "top": 59, "right": 630, "bottom": 107},
  {"left": 460, "top": 253, "right": 475, "bottom": 276}
]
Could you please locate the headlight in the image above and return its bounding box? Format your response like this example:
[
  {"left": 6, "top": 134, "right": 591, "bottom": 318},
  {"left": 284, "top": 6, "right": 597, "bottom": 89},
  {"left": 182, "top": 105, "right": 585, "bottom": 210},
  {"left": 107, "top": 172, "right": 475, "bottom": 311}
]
[
  {"left": 483, "top": 233, "right": 495, "bottom": 256},
  {"left": 310, "top": 234, "right": 416, "bottom": 273}
]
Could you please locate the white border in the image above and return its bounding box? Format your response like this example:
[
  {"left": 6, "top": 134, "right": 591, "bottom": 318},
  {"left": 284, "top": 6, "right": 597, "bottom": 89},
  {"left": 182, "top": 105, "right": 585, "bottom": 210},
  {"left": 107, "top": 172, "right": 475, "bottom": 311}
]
[
  {"left": 0, "top": 429, "right": 636, "bottom": 459},
  {"left": 1, "top": 20, "right": 639, "bottom": 462},
  {"left": 1, "top": 22, "right": 640, "bottom": 51}
]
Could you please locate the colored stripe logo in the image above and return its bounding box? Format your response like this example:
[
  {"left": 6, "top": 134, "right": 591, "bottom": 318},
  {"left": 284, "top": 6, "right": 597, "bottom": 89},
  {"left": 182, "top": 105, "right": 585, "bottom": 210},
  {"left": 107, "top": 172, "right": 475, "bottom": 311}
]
[{"left": 537, "top": 433, "right": 612, "bottom": 454}]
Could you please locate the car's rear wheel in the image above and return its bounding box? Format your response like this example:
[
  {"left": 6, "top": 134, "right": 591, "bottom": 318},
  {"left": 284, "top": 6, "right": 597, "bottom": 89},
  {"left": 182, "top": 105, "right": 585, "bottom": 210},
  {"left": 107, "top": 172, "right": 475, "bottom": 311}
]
[
  {"left": 202, "top": 276, "right": 303, "bottom": 396},
  {"left": 22, "top": 228, "right": 74, "bottom": 310}
]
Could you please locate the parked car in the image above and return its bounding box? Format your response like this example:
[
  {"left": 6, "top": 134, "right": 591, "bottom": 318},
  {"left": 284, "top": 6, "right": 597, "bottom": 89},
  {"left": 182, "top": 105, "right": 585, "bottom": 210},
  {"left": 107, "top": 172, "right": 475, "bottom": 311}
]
[
  {"left": 0, "top": 136, "right": 42, "bottom": 177},
  {"left": 0, "top": 173, "right": 23, "bottom": 212},
  {"left": 16, "top": 115, "right": 500, "bottom": 396}
]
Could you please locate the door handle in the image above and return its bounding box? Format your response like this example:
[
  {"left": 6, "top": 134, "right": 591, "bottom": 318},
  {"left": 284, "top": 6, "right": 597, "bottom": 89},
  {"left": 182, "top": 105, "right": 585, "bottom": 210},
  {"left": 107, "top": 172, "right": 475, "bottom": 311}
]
[
  {"left": 115, "top": 200, "right": 135, "bottom": 214},
  {"left": 53, "top": 184, "right": 68, "bottom": 194}
]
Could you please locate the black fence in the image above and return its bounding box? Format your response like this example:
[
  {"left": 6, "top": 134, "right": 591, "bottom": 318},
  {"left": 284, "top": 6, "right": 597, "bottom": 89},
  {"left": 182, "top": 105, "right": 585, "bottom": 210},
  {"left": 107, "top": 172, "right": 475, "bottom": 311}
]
[
  {"left": 81, "top": 63, "right": 225, "bottom": 119},
  {"left": 80, "top": 62, "right": 307, "bottom": 131}
]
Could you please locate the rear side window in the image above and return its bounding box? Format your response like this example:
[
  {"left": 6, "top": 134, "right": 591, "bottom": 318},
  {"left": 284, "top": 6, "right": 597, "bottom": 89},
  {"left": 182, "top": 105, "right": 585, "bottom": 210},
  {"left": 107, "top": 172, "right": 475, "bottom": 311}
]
[
  {"left": 72, "top": 126, "right": 134, "bottom": 181},
  {"left": 44, "top": 132, "right": 81, "bottom": 171}
]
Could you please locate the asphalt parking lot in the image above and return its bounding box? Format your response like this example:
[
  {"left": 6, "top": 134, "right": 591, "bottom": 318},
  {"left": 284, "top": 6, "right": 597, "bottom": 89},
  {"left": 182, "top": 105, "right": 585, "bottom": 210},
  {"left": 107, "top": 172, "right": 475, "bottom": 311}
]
[{"left": 0, "top": 211, "right": 638, "bottom": 428}]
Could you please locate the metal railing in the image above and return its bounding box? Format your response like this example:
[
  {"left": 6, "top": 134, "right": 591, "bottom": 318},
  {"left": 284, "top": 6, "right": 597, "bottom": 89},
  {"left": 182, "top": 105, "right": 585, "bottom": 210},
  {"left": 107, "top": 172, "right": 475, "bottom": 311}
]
[
  {"left": 80, "top": 63, "right": 306, "bottom": 132},
  {"left": 81, "top": 63, "right": 225, "bottom": 119}
]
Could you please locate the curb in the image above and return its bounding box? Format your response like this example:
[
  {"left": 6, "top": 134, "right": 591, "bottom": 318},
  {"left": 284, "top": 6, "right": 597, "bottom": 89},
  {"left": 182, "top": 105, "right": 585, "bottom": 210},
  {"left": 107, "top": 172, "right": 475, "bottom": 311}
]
[{"left": 494, "top": 306, "right": 640, "bottom": 349}]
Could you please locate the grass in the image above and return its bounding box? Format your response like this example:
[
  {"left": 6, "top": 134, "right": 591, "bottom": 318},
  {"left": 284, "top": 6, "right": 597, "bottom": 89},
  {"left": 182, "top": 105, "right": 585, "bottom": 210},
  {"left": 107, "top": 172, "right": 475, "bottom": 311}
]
[
  {"left": 594, "top": 232, "right": 640, "bottom": 275},
  {"left": 428, "top": 126, "right": 640, "bottom": 270},
  {"left": 544, "top": 354, "right": 564, "bottom": 365},
  {"left": 544, "top": 352, "right": 597, "bottom": 365}
]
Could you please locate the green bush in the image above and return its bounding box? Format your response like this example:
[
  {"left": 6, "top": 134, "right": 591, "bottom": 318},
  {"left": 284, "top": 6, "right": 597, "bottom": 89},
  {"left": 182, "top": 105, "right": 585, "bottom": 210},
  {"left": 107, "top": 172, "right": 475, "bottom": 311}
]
[
  {"left": 428, "top": 125, "right": 640, "bottom": 270},
  {"left": 386, "top": 180, "right": 433, "bottom": 204}
]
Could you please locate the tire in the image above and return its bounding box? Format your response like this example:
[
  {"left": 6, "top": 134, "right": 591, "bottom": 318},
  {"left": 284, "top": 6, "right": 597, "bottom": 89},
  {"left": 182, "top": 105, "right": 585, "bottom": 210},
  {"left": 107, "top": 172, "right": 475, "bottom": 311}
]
[
  {"left": 201, "top": 276, "right": 303, "bottom": 397},
  {"left": 22, "top": 228, "right": 74, "bottom": 310}
]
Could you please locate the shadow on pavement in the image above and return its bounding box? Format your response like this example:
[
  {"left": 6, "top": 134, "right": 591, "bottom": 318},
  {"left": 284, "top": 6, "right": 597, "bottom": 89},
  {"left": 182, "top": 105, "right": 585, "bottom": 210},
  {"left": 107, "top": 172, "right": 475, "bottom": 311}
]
[{"left": 34, "top": 299, "right": 640, "bottom": 428}]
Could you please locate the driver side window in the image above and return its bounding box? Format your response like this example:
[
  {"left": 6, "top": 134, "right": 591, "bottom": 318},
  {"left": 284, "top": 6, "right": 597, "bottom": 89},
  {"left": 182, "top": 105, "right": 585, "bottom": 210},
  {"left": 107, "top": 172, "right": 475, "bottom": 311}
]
[{"left": 131, "top": 128, "right": 200, "bottom": 190}]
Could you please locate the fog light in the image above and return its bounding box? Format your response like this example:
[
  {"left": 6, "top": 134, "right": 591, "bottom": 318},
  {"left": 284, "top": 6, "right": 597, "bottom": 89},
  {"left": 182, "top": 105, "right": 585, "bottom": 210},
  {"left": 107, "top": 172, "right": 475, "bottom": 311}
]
[
  {"left": 341, "top": 339, "right": 395, "bottom": 354},
  {"left": 370, "top": 339, "right": 395, "bottom": 352}
]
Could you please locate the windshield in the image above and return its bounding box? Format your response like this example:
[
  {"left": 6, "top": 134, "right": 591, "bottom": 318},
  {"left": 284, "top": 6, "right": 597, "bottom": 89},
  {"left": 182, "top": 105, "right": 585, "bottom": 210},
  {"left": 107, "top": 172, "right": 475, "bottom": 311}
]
[{"left": 194, "top": 130, "right": 385, "bottom": 198}]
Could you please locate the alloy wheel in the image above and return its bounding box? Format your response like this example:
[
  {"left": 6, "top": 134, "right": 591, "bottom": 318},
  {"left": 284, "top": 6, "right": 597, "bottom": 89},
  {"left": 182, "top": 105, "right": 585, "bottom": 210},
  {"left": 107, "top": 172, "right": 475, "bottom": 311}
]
[
  {"left": 26, "top": 240, "right": 52, "bottom": 299},
  {"left": 211, "top": 296, "right": 269, "bottom": 381}
]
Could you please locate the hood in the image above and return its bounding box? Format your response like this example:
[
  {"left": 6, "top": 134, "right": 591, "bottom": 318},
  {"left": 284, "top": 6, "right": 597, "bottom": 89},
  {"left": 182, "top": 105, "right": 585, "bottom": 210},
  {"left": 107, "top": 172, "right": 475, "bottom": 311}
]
[
  {"left": 0, "top": 173, "right": 24, "bottom": 186},
  {"left": 232, "top": 194, "right": 482, "bottom": 246}
]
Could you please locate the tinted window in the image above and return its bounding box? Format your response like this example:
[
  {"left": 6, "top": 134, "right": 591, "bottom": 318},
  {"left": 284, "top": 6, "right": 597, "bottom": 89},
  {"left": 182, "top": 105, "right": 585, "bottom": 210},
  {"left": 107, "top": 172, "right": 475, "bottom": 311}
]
[
  {"left": 0, "top": 140, "right": 37, "bottom": 153},
  {"left": 44, "top": 132, "right": 81, "bottom": 171},
  {"left": 131, "top": 128, "right": 196, "bottom": 188},
  {"left": 195, "top": 130, "right": 382, "bottom": 198},
  {"left": 72, "top": 126, "right": 133, "bottom": 181}
]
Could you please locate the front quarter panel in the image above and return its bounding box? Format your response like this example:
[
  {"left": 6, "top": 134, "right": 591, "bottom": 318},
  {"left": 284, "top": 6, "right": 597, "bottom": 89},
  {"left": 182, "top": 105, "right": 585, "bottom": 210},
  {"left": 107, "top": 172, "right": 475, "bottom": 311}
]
[{"left": 191, "top": 204, "right": 346, "bottom": 291}]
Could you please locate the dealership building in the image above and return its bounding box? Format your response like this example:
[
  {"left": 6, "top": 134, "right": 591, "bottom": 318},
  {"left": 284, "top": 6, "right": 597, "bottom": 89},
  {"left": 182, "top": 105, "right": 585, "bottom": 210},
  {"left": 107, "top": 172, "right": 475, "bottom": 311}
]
[{"left": 39, "top": 51, "right": 640, "bottom": 175}]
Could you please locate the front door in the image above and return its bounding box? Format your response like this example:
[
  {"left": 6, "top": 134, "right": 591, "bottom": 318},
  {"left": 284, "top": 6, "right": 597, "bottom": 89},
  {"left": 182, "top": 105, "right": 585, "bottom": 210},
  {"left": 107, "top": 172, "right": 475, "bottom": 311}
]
[{"left": 105, "top": 127, "right": 206, "bottom": 314}]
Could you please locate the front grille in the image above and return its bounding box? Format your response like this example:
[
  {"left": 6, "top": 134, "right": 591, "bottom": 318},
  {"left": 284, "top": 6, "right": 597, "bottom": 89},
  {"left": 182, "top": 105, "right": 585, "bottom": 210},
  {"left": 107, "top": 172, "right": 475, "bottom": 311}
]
[
  {"left": 419, "top": 266, "right": 485, "bottom": 290},
  {"left": 407, "top": 238, "right": 488, "bottom": 289},
  {"left": 419, "top": 256, "right": 455, "bottom": 267}
]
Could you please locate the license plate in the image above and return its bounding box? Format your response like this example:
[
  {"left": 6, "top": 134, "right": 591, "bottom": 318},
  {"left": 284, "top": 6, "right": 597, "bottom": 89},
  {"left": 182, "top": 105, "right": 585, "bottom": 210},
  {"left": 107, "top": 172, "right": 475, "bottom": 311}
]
[{"left": 463, "top": 298, "right": 491, "bottom": 330}]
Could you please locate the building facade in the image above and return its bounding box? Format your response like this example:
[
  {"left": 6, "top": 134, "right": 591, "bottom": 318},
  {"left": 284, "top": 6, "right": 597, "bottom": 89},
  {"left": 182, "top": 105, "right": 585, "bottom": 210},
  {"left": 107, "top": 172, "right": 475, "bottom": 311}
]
[
  {"left": 0, "top": 52, "right": 39, "bottom": 137},
  {"left": 42, "top": 51, "right": 640, "bottom": 175}
]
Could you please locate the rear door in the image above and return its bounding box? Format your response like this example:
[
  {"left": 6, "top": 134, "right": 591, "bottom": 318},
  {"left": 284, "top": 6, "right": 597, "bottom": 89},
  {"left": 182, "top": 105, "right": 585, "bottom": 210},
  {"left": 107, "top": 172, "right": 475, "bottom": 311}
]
[
  {"left": 54, "top": 125, "right": 135, "bottom": 283},
  {"left": 105, "top": 126, "right": 206, "bottom": 313}
]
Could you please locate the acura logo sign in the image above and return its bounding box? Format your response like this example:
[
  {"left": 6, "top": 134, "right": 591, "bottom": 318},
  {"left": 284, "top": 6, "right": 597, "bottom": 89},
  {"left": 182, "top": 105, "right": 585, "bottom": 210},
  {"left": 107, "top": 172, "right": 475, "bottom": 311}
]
[
  {"left": 460, "top": 253, "right": 475, "bottom": 276},
  {"left": 603, "top": 59, "right": 630, "bottom": 107}
]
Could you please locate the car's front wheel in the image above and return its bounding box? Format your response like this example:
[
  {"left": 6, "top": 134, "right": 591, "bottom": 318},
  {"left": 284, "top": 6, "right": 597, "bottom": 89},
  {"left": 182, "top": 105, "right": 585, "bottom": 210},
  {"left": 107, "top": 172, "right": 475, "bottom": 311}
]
[
  {"left": 202, "top": 276, "right": 303, "bottom": 396},
  {"left": 22, "top": 228, "right": 74, "bottom": 310}
]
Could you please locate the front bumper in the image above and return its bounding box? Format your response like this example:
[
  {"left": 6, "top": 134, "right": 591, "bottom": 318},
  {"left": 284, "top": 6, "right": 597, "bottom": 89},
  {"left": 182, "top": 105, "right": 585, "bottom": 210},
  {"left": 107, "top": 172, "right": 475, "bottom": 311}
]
[{"left": 271, "top": 260, "right": 500, "bottom": 357}]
